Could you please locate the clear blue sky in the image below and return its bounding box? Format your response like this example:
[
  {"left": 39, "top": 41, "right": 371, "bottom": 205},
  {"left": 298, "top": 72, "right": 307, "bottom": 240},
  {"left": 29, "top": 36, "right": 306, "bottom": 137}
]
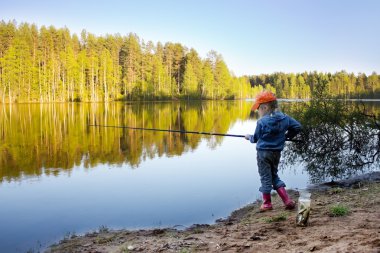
[{"left": 1, "top": 0, "right": 379, "bottom": 76}]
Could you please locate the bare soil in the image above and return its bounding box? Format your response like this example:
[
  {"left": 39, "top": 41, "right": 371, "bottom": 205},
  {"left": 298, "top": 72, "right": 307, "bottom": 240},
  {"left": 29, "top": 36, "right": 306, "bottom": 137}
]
[{"left": 47, "top": 173, "right": 380, "bottom": 253}]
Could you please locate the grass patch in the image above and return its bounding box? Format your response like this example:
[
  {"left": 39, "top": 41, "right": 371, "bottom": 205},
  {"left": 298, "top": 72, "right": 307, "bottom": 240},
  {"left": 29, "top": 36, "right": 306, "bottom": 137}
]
[
  {"left": 63, "top": 231, "right": 77, "bottom": 240},
  {"left": 261, "top": 213, "right": 288, "bottom": 223},
  {"left": 329, "top": 187, "right": 344, "bottom": 194},
  {"left": 98, "top": 225, "right": 109, "bottom": 233},
  {"left": 329, "top": 204, "right": 350, "bottom": 217},
  {"left": 191, "top": 228, "right": 204, "bottom": 234},
  {"left": 96, "top": 236, "right": 113, "bottom": 244}
]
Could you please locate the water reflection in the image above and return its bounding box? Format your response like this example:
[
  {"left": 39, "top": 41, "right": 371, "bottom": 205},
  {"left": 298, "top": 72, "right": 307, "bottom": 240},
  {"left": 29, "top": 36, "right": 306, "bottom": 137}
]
[
  {"left": 1, "top": 101, "right": 378, "bottom": 183},
  {"left": 0, "top": 101, "right": 251, "bottom": 182},
  {"left": 281, "top": 100, "right": 380, "bottom": 183}
]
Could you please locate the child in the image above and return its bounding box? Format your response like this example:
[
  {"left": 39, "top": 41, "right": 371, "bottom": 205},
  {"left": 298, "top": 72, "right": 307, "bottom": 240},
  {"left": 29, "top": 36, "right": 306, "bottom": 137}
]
[{"left": 245, "top": 91, "right": 301, "bottom": 212}]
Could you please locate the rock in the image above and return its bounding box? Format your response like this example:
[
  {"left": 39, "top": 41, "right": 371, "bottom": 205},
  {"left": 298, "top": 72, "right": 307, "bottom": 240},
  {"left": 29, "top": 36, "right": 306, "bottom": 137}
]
[
  {"left": 82, "top": 242, "right": 92, "bottom": 247},
  {"left": 250, "top": 235, "right": 261, "bottom": 241},
  {"left": 308, "top": 172, "right": 380, "bottom": 191}
]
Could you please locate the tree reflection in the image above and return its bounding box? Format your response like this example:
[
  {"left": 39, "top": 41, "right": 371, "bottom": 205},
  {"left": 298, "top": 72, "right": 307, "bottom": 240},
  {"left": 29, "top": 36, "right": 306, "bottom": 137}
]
[
  {"left": 0, "top": 101, "right": 251, "bottom": 182},
  {"left": 282, "top": 99, "right": 380, "bottom": 183},
  {"left": 1, "top": 100, "right": 379, "bottom": 183}
]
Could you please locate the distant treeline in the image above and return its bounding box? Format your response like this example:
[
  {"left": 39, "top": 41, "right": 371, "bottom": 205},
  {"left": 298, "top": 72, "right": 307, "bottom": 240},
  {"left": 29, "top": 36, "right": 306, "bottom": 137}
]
[
  {"left": 249, "top": 71, "right": 380, "bottom": 99},
  {"left": 0, "top": 21, "right": 378, "bottom": 103},
  {"left": 0, "top": 21, "right": 256, "bottom": 103}
]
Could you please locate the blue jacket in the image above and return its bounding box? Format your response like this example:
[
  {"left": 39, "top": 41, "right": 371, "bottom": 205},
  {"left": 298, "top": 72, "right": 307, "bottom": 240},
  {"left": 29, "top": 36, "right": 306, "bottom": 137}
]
[{"left": 249, "top": 111, "right": 301, "bottom": 151}]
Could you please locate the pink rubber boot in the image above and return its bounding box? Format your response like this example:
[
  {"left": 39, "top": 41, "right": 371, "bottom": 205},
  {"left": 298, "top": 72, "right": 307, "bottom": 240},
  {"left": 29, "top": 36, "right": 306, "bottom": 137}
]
[
  {"left": 260, "top": 193, "right": 273, "bottom": 212},
  {"left": 276, "top": 187, "right": 295, "bottom": 210}
]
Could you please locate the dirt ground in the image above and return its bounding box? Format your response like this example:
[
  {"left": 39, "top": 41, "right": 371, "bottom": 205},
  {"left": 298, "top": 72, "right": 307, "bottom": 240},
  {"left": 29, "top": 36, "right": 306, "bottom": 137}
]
[{"left": 47, "top": 172, "right": 380, "bottom": 253}]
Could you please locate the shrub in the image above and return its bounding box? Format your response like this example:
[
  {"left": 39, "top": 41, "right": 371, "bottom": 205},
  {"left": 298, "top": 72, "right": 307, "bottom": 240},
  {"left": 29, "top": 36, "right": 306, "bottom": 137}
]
[{"left": 329, "top": 204, "right": 349, "bottom": 216}]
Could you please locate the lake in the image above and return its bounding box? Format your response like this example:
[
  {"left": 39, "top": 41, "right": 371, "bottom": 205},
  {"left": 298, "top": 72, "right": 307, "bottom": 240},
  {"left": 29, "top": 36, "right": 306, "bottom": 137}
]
[{"left": 0, "top": 100, "right": 377, "bottom": 252}]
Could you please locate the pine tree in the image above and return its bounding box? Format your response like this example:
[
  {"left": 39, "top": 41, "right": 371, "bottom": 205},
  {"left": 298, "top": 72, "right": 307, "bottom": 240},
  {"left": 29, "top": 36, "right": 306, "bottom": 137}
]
[
  {"left": 183, "top": 61, "right": 197, "bottom": 99},
  {"left": 201, "top": 60, "right": 214, "bottom": 99}
]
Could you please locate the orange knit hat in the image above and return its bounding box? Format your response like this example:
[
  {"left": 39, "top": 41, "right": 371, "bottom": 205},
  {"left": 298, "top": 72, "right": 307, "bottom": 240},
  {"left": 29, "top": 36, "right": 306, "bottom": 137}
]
[{"left": 251, "top": 91, "right": 277, "bottom": 111}]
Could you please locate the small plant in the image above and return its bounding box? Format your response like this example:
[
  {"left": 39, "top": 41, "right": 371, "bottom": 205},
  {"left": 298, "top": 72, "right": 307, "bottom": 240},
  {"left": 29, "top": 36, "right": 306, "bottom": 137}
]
[
  {"left": 329, "top": 187, "right": 344, "bottom": 194},
  {"left": 98, "top": 225, "right": 109, "bottom": 233},
  {"left": 63, "top": 231, "right": 77, "bottom": 240},
  {"left": 96, "top": 236, "right": 113, "bottom": 244},
  {"left": 329, "top": 204, "right": 349, "bottom": 216},
  {"left": 192, "top": 228, "right": 204, "bottom": 234},
  {"left": 261, "top": 213, "right": 288, "bottom": 223}
]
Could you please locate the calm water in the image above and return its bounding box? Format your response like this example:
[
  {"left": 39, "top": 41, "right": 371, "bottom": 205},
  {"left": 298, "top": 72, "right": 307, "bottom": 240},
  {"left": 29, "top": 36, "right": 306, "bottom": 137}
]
[{"left": 2, "top": 100, "right": 375, "bottom": 252}]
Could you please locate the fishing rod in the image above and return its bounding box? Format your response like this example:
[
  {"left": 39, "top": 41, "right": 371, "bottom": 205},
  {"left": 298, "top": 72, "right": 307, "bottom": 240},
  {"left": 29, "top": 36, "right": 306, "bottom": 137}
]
[
  {"left": 88, "top": 124, "right": 246, "bottom": 138},
  {"left": 88, "top": 124, "right": 303, "bottom": 142}
]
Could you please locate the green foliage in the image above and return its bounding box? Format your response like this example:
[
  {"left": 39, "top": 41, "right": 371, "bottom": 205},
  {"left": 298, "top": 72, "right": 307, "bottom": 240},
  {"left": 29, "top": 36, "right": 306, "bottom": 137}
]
[
  {"left": 249, "top": 71, "right": 380, "bottom": 99},
  {"left": 261, "top": 213, "right": 288, "bottom": 223},
  {"left": 3, "top": 21, "right": 377, "bottom": 102},
  {"left": 329, "top": 204, "right": 350, "bottom": 217},
  {"left": 0, "top": 21, "right": 255, "bottom": 103},
  {"left": 98, "top": 225, "right": 109, "bottom": 233},
  {"left": 281, "top": 85, "right": 380, "bottom": 182},
  {"left": 329, "top": 187, "right": 344, "bottom": 194}
]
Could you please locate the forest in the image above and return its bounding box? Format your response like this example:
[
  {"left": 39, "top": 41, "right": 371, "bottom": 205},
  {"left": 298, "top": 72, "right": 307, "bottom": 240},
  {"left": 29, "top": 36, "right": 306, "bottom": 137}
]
[
  {"left": 0, "top": 20, "right": 379, "bottom": 103},
  {"left": 250, "top": 71, "right": 380, "bottom": 99}
]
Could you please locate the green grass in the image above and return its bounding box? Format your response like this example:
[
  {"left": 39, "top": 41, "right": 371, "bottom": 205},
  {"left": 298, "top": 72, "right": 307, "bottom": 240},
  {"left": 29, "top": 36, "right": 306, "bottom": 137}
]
[
  {"left": 329, "top": 187, "right": 344, "bottom": 194},
  {"left": 261, "top": 212, "right": 288, "bottom": 223},
  {"left": 329, "top": 204, "right": 350, "bottom": 216},
  {"left": 98, "top": 225, "right": 109, "bottom": 233}
]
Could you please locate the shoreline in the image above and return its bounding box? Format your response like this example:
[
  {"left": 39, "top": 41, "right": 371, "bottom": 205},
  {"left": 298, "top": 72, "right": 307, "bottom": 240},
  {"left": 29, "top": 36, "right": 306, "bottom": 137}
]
[{"left": 47, "top": 172, "right": 380, "bottom": 252}]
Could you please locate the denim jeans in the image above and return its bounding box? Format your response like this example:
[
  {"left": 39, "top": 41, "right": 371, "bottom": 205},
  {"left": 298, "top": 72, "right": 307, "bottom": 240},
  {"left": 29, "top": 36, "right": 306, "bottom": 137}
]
[{"left": 257, "top": 150, "right": 286, "bottom": 193}]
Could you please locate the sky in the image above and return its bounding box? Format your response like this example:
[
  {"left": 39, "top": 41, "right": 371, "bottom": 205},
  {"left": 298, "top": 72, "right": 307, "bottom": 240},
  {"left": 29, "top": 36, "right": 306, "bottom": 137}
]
[{"left": 1, "top": 0, "right": 379, "bottom": 76}]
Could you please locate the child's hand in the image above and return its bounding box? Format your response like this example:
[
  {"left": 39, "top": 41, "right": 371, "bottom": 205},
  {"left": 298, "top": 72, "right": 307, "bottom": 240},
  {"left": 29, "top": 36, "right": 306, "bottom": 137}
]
[{"left": 245, "top": 134, "right": 251, "bottom": 140}]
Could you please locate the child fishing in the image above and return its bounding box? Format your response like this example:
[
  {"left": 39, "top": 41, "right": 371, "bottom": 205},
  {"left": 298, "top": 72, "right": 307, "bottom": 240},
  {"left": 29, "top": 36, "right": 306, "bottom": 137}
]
[{"left": 245, "top": 91, "right": 302, "bottom": 212}]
